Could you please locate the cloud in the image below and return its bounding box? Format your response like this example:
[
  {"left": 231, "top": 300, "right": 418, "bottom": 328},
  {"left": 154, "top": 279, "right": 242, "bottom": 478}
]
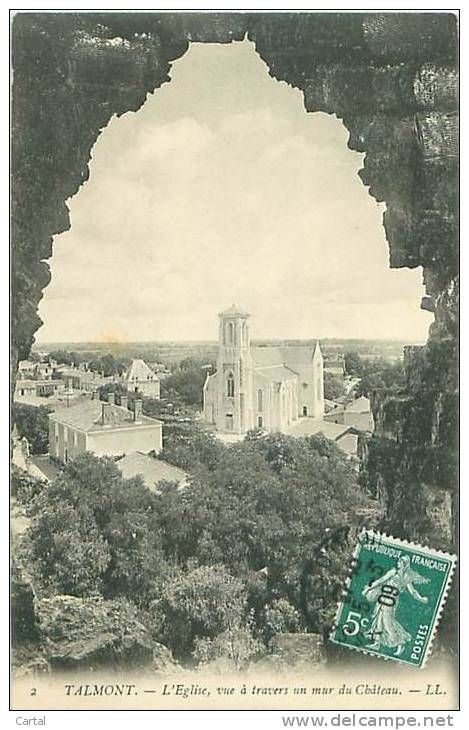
[{"left": 38, "top": 40, "right": 431, "bottom": 344}]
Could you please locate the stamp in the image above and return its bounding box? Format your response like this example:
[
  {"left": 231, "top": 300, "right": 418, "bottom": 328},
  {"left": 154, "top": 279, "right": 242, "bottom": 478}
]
[{"left": 329, "top": 530, "right": 456, "bottom": 667}]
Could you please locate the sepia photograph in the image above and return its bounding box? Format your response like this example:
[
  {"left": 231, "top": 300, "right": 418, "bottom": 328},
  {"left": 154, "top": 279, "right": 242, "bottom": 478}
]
[{"left": 10, "top": 7, "right": 459, "bottom": 715}]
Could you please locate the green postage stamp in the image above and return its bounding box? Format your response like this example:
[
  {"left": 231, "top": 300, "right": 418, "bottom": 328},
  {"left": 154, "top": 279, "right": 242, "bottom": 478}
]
[{"left": 329, "top": 530, "right": 456, "bottom": 667}]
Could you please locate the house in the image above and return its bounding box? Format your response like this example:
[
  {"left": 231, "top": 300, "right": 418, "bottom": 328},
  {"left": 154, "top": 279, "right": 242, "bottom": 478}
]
[
  {"left": 204, "top": 305, "right": 324, "bottom": 435},
  {"left": 124, "top": 359, "right": 161, "bottom": 398},
  {"left": 17, "top": 360, "right": 37, "bottom": 380},
  {"left": 116, "top": 451, "right": 189, "bottom": 492},
  {"left": 14, "top": 380, "right": 38, "bottom": 398},
  {"left": 35, "top": 360, "right": 57, "bottom": 380},
  {"left": 49, "top": 393, "right": 163, "bottom": 463},
  {"left": 284, "top": 417, "right": 358, "bottom": 456},
  {"left": 323, "top": 395, "right": 374, "bottom": 432},
  {"left": 323, "top": 353, "right": 345, "bottom": 380},
  {"left": 15, "top": 379, "right": 66, "bottom": 399},
  {"left": 59, "top": 368, "right": 111, "bottom": 392}
]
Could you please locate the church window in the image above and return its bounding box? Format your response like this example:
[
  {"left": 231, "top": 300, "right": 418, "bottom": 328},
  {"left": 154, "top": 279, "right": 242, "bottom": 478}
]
[
  {"left": 302, "top": 382, "right": 308, "bottom": 389},
  {"left": 228, "top": 321, "right": 235, "bottom": 344},
  {"left": 257, "top": 388, "right": 263, "bottom": 412},
  {"left": 227, "top": 372, "right": 235, "bottom": 397},
  {"left": 303, "top": 406, "right": 308, "bottom": 416},
  {"left": 258, "top": 416, "right": 263, "bottom": 428}
]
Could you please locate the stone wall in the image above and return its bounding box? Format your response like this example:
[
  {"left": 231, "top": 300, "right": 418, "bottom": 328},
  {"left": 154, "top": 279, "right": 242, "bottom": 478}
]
[{"left": 12, "top": 13, "right": 458, "bottom": 553}]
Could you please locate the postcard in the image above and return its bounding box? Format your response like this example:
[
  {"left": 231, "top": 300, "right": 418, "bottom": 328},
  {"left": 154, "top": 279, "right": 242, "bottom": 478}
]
[{"left": 10, "top": 9, "right": 459, "bottom": 713}]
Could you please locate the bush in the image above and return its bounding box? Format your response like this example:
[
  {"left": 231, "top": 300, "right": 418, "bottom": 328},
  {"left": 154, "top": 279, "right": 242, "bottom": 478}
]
[
  {"left": 193, "top": 624, "right": 262, "bottom": 669},
  {"left": 262, "top": 598, "right": 303, "bottom": 643},
  {"left": 11, "top": 465, "right": 46, "bottom": 505},
  {"left": 154, "top": 564, "right": 247, "bottom": 659},
  {"left": 12, "top": 403, "right": 52, "bottom": 455},
  {"left": 26, "top": 453, "right": 165, "bottom": 604}
]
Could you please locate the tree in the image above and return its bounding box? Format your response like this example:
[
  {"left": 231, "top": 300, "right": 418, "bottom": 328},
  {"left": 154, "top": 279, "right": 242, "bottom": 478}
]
[
  {"left": 26, "top": 453, "right": 166, "bottom": 605},
  {"left": 13, "top": 403, "right": 52, "bottom": 454},
  {"left": 160, "top": 422, "right": 227, "bottom": 471},
  {"left": 153, "top": 564, "right": 248, "bottom": 658},
  {"left": 27, "top": 501, "right": 111, "bottom": 596},
  {"left": 100, "top": 353, "right": 118, "bottom": 377},
  {"left": 344, "top": 351, "right": 364, "bottom": 376},
  {"left": 355, "top": 360, "right": 405, "bottom": 397},
  {"left": 161, "top": 358, "right": 215, "bottom": 408},
  {"left": 261, "top": 598, "right": 303, "bottom": 643},
  {"left": 324, "top": 371, "right": 346, "bottom": 400},
  {"left": 46, "top": 349, "right": 73, "bottom": 365},
  {"left": 98, "top": 382, "right": 126, "bottom": 401},
  {"left": 155, "top": 430, "right": 366, "bottom": 636}
]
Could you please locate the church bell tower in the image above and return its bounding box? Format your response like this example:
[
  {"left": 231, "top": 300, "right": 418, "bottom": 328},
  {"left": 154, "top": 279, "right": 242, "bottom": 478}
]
[{"left": 216, "top": 304, "right": 254, "bottom": 434}]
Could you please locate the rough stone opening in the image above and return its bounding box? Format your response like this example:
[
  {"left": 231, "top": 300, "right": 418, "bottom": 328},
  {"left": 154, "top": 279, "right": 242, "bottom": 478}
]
[{"left": 12, "top": 13, "right": 458, "bottom": 576}]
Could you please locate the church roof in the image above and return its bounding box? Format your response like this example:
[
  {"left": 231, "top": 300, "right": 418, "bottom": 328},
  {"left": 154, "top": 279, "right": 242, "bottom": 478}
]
[
  {"left": 251, "top": 347, "right": 284, "bottom": 367},
  {"left": 219, "top": 304, "right": 250, "bottom": 318},
  {"left": 125, "top": 358, "right": 158, "bottom": 383},
  {"left": 252, "top": 344, "right": 320, "bottom": 369},
  {"left": 256, "top": 365, "right": 298, "bottom": 383}
]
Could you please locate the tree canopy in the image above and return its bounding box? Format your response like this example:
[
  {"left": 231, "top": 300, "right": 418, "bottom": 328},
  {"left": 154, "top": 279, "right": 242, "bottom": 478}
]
[
  {"left": 13, "top": 403, "right": 52, "bottom": 454},
  {"left": 20, "top": 427, "right": 370, "bottom": 664}
]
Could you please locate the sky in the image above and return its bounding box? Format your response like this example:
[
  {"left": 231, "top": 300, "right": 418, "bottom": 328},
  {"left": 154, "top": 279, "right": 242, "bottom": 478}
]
[{"left": 37, "top": 40, "right": 432, "bottom": 344}]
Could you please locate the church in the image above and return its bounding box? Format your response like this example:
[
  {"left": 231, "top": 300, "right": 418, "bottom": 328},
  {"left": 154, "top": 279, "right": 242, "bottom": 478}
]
[{"left": 203, "top": 305, "right": 324, "bottom": 435}]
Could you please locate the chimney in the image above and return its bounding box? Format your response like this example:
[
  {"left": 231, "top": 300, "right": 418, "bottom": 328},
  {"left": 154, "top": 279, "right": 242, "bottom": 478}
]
[
  {"left": 101, "top": 401, "right": 112, "bottom": 425},
  {"left": 120, "top": 394, "right": 128, "bottom": 410},
  {"left": 134, "top": 398, "right": 143, "bottom": 423},
  {"left": 107, "top": 392, "right": 115, "bottom": 405}
]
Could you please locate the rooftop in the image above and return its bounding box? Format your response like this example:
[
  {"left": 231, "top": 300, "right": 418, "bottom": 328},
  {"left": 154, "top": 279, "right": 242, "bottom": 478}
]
[
  {"left": 251, "top": 344, "right": 320, "bottom": 369},
  {"left": 116, "top": 452, "right": 188, "bottom": 492},
  {"left": 218, "top": 304, "right": 250, "bottom": 318},
  {"left": 285, "top": 418, "right": 351, "bottom": 440},
  {"left": 334, "top": 432, "right": 359, "bottom": 456},
  {"left": 256, "top": 365, "right": 298, "bottom": 383},
  {"left": 49, "top": 399, "right": 162, "bottom": 432},
  {"left": 345, "top": 396, "right": 371, "bottom": 413},
  {"left": 125, "top": 358, "right": 158, "bottom": 383}
]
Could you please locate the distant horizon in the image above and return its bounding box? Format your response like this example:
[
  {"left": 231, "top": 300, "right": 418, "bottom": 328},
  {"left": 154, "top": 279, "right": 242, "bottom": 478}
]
[{"left": 33, "top": 334, "right": 427, "bottom": 347}]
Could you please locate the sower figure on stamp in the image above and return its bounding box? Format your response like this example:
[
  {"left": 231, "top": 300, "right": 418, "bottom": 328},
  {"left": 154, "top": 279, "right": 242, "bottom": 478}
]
[{"left": 362, "top": 555, "right": 430, "bottom": 656}]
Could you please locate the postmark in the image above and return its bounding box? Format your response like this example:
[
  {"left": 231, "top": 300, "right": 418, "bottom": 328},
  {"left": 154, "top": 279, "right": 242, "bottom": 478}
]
[{"left": 329, "top": 530, "right": 456, "bottom": 667}]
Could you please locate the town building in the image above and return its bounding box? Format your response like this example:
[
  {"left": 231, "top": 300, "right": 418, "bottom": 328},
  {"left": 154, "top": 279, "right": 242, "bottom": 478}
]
[
  {"left": 203, "top": 305, "right": 324, "bottom": 435},
  {"left": 17, "top": 360, "right": 37, "bottom": 380},
  {"left": 59, "top": 367, "right": 112, "bottom": 392},
  {"left": 323, "top": 353, "right": 345, "bottom": 380},
  {"left": 323, "top": 395, "right": 374, "bottom": 432},
  {"left": 124, "top": 359, "right": 161, "bottom": 398},
  {"left": 15, "top": 379, "right": 66, "bottom": 399},
  {"left": 49, "top": 393, "right": 163, "bottom": 463}
]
